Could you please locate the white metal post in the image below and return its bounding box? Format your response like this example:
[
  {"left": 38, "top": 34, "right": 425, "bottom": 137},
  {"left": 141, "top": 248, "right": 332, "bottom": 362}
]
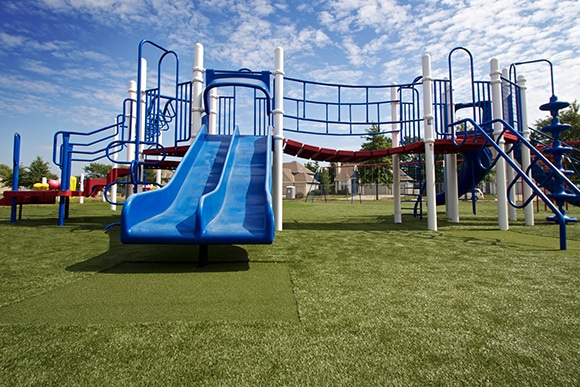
[
  {"left": 490, "top": 58, "right": 509, "bottom": 230},
  {"left": 79, "top": 173, "right": 85, "bottom": 204},
  {"left": 208, "top": 88, "right": 218, "bottom": 135},
  {"left": 445, "top": 154, "right": 459, "bottom": 222},
  {"left": 273, "top": 47, "right": 285, "bottom": 231},
  {"left": 422, "top": 54, "right": 438, "bottom": 231},
  {"left": 192, "top": 43, "right": 204, "bottom": 140},
  {"left": 444, "top": 79, "right": 459, "bottom": 222},
  {"left": 155, "top": 131, "right": 162, "bottom": 186},
  {"left": 518, "top": 74, "right": 534, "bottom": 226},
  {"left": 155, "top": 166, "right": 162, "bottom": 186},
  {"left": 137, "top": 57, "right": 147, "bottom": 194},
  {"left": 127, "top": 80, "right": 137, "bottom": 163},
  {"left": 110, "top": 132, "right": 118, "bottom": 211},
  {"left": 503, "top": 68, "right": 517, "bottom": 221},
  {"left": 391, "top": 86, "right": 402, "bottom": 223}
]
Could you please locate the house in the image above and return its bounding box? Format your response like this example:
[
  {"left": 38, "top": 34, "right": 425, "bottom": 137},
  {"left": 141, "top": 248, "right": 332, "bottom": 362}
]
[
  {"left": 283, "top": 161, "right": 316, "bottom": 197},
  {"left": 334, "top": 165, "right": 356, "bottom": 194},
  {"left": 333, "top": 164, "right": 415, "bottom": 196}
]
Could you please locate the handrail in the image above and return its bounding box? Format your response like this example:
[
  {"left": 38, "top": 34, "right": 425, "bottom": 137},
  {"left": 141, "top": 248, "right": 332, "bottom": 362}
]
[
  {"left": 487, "top": 119, "right": 579, "bottom": 196},
  {"left": 134, "top": 40, "right": 180, "bottom": 188},
  {"left": 448, "top": 47, "right": 478, "bottom": 130},
  {"left": 52, "top": 97, "right": 134, "bottom": 167},
  {"left": 527, "top": 126, "right": 580, "bottom": 182},
  {"left": 452, "top": 117, "right": 580, "bottom": 250},
  {"left": 282, "top": 76, "right": 416, "bottom": 136},
  {"left": 204, "top": 69, "right": 271, "bottom": 114},
  {"left": 141, "top": 80, "right": 192, "bottom": 145},
  {"left": 53, "top": 122, "right": 121, "bottom": 166},
  {"left": 284, "top": 76, "right": 416, "bottom": 89},
  {"left": 106, "top": 139, "right": 168, "bottom": 188},
  {"left": 509, "top": 59, "right": 555, "bottom": 97}
]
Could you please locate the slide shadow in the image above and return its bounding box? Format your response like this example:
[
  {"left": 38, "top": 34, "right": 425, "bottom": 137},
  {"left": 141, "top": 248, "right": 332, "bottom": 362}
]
[
  {"left": 282, "top": 214, "right": 431, "bottom": 232},
  {"left": 66, "top": 218, "right": 249, "bottom": 273}
]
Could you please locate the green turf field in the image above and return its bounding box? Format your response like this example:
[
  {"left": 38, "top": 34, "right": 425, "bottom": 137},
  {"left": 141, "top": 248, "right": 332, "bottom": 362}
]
[{"left": 0, "top": 198, "right": 578, "bottom": 385}]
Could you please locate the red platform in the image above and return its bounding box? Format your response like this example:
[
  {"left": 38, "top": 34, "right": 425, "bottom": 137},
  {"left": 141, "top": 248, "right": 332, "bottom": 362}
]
[
  {"left": 283, "top": 133, "right": 518, "bottom": 162},
  {"left": 0, "top": 189, "right": 82, "bottom": 203}
]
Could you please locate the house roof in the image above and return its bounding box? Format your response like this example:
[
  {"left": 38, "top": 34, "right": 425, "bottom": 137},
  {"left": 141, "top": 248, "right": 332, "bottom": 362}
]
[
  {"left": 283, "top": 160, "right": 317, "bottom": 185},
  {"left": 292, "top": 171, "right": 314, "bottom": 184},
  {"left": 335, "top": 166, "right": 356, "bottom": 182},
  {"left": 282, "top": 168, "right": 294, "bottom": 182},
  {"left": 334, "top": 166, "right": 415, "bottom": 183},
  {"left": 283, "top": 161, "right": 313, "bottom": 175}
]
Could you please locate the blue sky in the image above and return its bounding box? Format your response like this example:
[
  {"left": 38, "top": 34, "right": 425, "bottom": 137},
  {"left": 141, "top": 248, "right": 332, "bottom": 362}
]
[{"left": 1, "top": 0, "right": 579, "bottom": 175}]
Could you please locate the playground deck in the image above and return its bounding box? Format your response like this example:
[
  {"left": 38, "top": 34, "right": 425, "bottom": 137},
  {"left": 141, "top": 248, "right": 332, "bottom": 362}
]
[
  {"left": 282, "top": 133, "right": 519, "bottom": 162},
  {"left": 139, "top": 133, "right": 520, "bottom": 165}
]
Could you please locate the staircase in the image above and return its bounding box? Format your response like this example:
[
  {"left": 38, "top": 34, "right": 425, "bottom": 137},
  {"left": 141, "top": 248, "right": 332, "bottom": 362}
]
[{"left": 400, "top": 154, "right": 424, "bottom": 219}]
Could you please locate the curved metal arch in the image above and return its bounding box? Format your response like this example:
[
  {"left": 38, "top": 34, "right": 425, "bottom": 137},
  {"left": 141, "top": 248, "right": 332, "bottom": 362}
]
[
  {"left": 203, "top": 69, "right": 272, "bottom": 115},
  {"left": 509, "top": 58, "right": 555, "bottom": 97},
  {"left": 447, "top": 47, "right": 478, "bottom": 134}
]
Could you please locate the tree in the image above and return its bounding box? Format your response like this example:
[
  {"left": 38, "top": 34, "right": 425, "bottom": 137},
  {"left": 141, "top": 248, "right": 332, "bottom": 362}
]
[
  {"left": 0, "top": 163, "right": 29, "bottom": 189},
  {"left": 317, "top": 168, "right": 332, "bottom": 195},
  {"left": 327, "top": 162, "right": 338, "bottom": 193},
  {"left": 0, "top": 164, "right": 12, "bottom": 185},
  {"left": 359, "top": 124, "right": 393, "bottom": 200},
  {"left": 304, "top": 161, "right": 318, "bottom": 174},
  {"left": 304, "top": 161, "right": 332, "bottom": 195},
  {"left": 83, "top": 162, "right": 113, "bottom": 179},
  {"left": 19, "top": 156, "right": 58, "bottom": 189}
]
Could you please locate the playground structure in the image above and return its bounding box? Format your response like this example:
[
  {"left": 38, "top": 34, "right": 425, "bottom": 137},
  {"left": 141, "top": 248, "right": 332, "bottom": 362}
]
[{"left": 2, "top": 40, "right": 580, "bottom": 250}]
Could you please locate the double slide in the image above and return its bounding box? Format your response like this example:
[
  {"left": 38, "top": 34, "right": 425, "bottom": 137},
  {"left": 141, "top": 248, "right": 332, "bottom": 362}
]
[{"left": 120, "top": 125, "right": 275, "bottom": 245}]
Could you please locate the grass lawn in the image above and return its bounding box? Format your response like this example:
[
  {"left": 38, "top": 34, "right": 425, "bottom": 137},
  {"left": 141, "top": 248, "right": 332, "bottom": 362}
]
[{"left": 0, "top": 198, "right": 578, "bottom": 385}]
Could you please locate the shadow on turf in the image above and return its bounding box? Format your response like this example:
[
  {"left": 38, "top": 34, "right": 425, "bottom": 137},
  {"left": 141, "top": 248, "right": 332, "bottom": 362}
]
[
  {"left": 65, "top": 219, "right": 250, "bottom": 273},
  {"left": 283, "top": 214, "right": 502, "bottom": 231}
]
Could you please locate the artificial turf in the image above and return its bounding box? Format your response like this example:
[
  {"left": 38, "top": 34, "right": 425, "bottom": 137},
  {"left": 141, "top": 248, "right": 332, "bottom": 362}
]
[
  {"left": 0, "top": 260, "right": 297, "bottom": 324},
  {"left": 0, "top": 198, "right": 578, "bottom": 385}
]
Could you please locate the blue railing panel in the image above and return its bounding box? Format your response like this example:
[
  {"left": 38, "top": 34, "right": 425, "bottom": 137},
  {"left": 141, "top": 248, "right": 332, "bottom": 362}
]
[{"left": 282, "top": 77, "right": 404, "bottom": 136}]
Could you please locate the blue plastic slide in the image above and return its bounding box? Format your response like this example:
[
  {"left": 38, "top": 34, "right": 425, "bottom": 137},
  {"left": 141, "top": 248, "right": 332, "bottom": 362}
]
[
  {"left": 436, "top": 149, "right": 492, "bottom": 205},
  {"left": 120, "top": 125, "right": 274, "bottom": 245}
]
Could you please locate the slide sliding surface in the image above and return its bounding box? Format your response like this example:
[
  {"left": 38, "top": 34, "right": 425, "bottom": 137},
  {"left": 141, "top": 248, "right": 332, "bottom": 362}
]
[
  {"left": 120, "top": 127, "right": 274, "bottom": 245},
  {"left": 436, "top": 149, "right": 492, "bottom": 206}
]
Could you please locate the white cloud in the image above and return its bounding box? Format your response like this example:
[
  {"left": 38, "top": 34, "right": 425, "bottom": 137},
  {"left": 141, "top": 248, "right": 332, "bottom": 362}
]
[
  {"left": 297, "top": 28, "right": 332, "bottom": 47},
  {"left": 21, "top": 60, "right": 58, "bottom": 76},
  {"left": 319, "top": 0, "right": 411, "bottom": 33},
  {"left": 1, "top": 0, "right": 580, "bottom": 166},
  {"left": 342, "top": 37, "right": 364, "bottom": 66},
  {"left": 0, "top": 74, "right": 60, "bottom": 96},
  {"left": 0, "top": 32, "right": 27, "bottom": 48},
  {"left": 305, "top": 66, "right": 365, "bottom": 84}
]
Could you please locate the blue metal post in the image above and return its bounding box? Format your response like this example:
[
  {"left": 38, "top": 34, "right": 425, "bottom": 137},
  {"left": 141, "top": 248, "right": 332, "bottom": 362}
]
[
  {"left": 10, "top": 133, "right": 21, "bottom": 223},
  {"left": 311, "top": 170, "right": 319, "bottom": 203},
  {"left": 58, "top": 133, "right": 72, "bottom": 226},
  {"left": 540, "top": 95, "right": 577, "bottom": 225}
]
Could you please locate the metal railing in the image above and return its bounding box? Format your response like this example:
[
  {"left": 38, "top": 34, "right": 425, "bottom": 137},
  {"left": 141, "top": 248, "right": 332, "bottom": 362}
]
[
  {"left": 282, "top": 76, "right": 403, "bottom": 136},
  {"left": 144, "top": 80, "right": 192, "bottom": 146},
  {"left": 456, "top": 117, "right": 580, "bottom": 250},
  {"left": 52, "top": 97, "right": 134, "bottom": 189}
]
